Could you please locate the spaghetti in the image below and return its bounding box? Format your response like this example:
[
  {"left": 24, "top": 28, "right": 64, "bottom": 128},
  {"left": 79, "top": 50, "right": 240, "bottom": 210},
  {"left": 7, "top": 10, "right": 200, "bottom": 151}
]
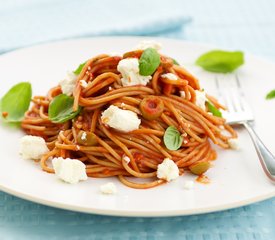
[{"left": 21, "top": 48, "right": 237, "bottom": 189}]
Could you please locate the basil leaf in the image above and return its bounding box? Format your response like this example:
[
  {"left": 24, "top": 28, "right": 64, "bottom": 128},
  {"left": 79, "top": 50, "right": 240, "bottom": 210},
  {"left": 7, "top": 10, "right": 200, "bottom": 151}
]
[
  {"left": 0, "top": 82, "right": 32, "bottom": 122},
  {"left": 207, "top": 101, "right": 222, "bottom": 117},
  {"left": 74, "top": 61, "right": 86, "bottom": 75},
  {"left": 196, "top": 50, "right": 244, "bottom": 73},
  {"left": 266, "top": 90, "right": 275, "bottom": 100},
  {"left": 172, "top": 58, "right": 179, "bottom": 65},
  {"left": 139, "top": 48, "right": 160, "bottom": 76},
  {"left": 49, "top": 94, "right": 81, "bottom": 123},
  {"left": 163, "top": 126, "right": 183, "bottom": 151}
]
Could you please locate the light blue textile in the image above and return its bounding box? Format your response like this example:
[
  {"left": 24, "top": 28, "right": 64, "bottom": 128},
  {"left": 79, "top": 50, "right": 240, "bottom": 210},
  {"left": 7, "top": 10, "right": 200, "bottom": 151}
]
[
  {"left": 0, "top": 0, "right": 190, "bottom": 53},
  {"left": 1, "top": 0, "right": 275, "bottom": 239}
]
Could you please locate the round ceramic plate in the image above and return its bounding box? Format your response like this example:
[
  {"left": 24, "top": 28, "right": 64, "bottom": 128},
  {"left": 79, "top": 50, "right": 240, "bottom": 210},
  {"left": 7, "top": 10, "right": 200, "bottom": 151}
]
[{"left": 0, "top": 37, "right": 274, "bottom": 217}]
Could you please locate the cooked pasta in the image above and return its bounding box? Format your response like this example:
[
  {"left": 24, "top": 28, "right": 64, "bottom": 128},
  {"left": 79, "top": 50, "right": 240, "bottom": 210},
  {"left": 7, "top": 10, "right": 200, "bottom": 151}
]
[{"left": 21, "top": 46, "right": 237, "bottom": 188}]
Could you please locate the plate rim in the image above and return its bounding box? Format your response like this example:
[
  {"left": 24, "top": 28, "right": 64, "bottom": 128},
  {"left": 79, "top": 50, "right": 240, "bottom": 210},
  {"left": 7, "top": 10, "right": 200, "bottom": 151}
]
[{"left": 0, "top": 36, "right": 275, "bottom": 217}]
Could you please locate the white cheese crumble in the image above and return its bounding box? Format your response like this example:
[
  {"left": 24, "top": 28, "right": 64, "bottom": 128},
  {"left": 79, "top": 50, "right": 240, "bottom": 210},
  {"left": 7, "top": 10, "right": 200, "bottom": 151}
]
[
  {"left": 81, "top": 132, "right": 87, "bottom": 141},
  {"left": 101, "top": 105, "right": 141, "bottom": 132},
  {"left": 123, "top": 155, "right": 131, "bottom": 164},
  {"left": 100, "top": 182, "right": 117, "bottom": 194},
  {"left": 117, "top": 58, "right": 152, "bottom": 87},
  {"left": 80, "top": 80, "right": 88, "bottom": 88},
  {"left": 228, "top": 138, "right": 239, "bottom": 150},
  {"left": 183, "top": 181, "right": 194, "bottom": 190},
  {"left": 20, "top": 135, "right": 49, "bottom": 160},
  {"left": 59, "top": 71, "right": 77, "bottom": 95},
  {"left": 180, "top": 91, "right": 186, "bottom": 98},
  {"left": 52, "top": 157, "right": 87, "bottom": 184},
  {"left": 161, "top": 73, "right": 178, "bottom": 80},
  {"left": 157, "top": 158, "right": 179, "bottom": 182},
  {"left": 195, "top": 90, "right": 207, "bottom": 111},
  {"left": 136, "top": 40, "right": 162, "bottom": 51}
]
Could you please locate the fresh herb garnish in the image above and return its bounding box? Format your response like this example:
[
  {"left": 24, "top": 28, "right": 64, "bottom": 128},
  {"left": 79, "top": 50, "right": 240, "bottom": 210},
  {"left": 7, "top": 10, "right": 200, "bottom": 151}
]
[
  {"left": 163, "top": 126, "right": 183, "bottom": 151},
  {"left": 207, "top": 101, "right": 222, "bottom": 117},
  {"left": 48, "top": 94, "right": 81, "bottom": 123},
  {"left": 266, "top": 90, "right": 275, "bottom": 100},
  {"left": 195, "top": 50, "right": 244, "bottom": 73},
  {"left": 73, "top": 61, "right": 87, "bottom": 75},
  {"left": 172, "top": 58, "right": 179, "bottom": 65},
  {"left": 0, "top": 82, "right": 32, "bottom": 122},
  {"left": 139, "top": 48, "right": 160, "bottom": 76}
]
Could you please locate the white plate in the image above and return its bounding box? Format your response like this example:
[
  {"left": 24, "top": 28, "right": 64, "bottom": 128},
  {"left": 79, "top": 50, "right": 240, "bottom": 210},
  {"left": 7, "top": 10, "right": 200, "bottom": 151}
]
[{"left": 0, "top": 37, "right": 274, "bottom": 217}]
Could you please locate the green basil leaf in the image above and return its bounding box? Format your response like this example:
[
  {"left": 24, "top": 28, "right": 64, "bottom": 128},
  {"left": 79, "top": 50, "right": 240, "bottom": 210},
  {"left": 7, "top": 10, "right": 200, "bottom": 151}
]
[
  {"left": 49, "top": 94, "right": 81, "bottom": 123},
  {"left": 195, "top": 50, "right": 244, "bottom": 73},
  {"left": 172, "top": 58, "right": 179, "bottom": 65},
  {"left": 207, "top": 101, "right": 222, "bottom": 117},
  {"left": 163, "top": 126, "right": 183, "bottom": 151},
  {"left": 73, "top": 61, "right": 86, "bottom": 75},
  {"left": 266, "top": 89, "right": 275, "bottom": 100},
  {"left": 139, "top": 48, "right": 160, "bottom": 76},
  {"left": 0, "top": 82, "right": 32, "bottom": 122}
]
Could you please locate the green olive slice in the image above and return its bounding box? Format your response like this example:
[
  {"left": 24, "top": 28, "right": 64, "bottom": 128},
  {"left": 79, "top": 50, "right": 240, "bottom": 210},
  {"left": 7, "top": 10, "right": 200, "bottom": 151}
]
[
  {"left": 189, "top": 161, "right": 210, "bottom": 175},
  {"left": 77, "top": 130, "right": 98, "bottom": 146},
  {"left": 140, "top": 96, "right": 164, "bottom": 120}
]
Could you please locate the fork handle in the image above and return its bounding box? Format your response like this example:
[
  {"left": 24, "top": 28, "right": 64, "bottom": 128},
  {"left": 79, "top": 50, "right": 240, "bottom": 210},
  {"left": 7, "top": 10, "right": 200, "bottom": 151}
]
[{"left": 243, "top": 122, "right": 275, "bottom": 182}]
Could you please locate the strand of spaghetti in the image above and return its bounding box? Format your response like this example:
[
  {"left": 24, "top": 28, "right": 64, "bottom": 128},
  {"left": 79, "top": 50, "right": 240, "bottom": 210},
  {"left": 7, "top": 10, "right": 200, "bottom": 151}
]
[
  {"left": 141, "top": 134, "right": 172, "bottom": 159},
  {"left": 100, "top": 124, "right": 140, "bottom": 173},
  {"left": 40, "top": 148, "right": 59, "bottom": 173},
  {"left": 83, "top": 72, "right": 120, "bottom": 94},
  {"left": 179, "top": 142, "right": 211, "bottom": 167},
  {"left": 176, "top": 143, "right": 210, "bottom": 167},
  {"left": 131, "top": 129, "right": 164, "bottom": 136},
  {"left": 90, "top": 108, "right": 100, "bottom": 133},
  {"left": 95, "top": 135, "right": 121, "bottom": 160},
  {"left": 77, "top": 54, "right": 109, "bottom": 80},
  {"left": 116, "top": 134, "right": 162, "bottom": 153},
  {"left": 86, "top": 155, "right": 121, "bottom": 168},
  {"left": 88, "top": 171, "right": 130, "bottom": 178},
  {"left": 47, "top": 86, "right": 61, "bottom": 100},
  {"left": 83, "top": 77, "right": 116, "bottom": 97},
  {"left": 168, "top": 95, "right": 224, "bottom": 125},
  {"left": 121, "top": 159, "right": 156, "bottom": 178},
  {"left": 172, "top": 65, "right": 200, "bottom": 90},
  {"left": 164, "top": 100, "right": 207, "bottom": 143},
  {"left": 21, "top": 123, "right": 45, "bottom": 131},
  {"left": 79, "top": 90, "right": 152, "bottom": 106},
  {"left": 151, "top": 66, "right": 163, "bottom": 94},
  {"left": 118, "top": 175, "right": 164, "bottom": 189},
  {"left": 115, "top": 135, "right": 164, "bottom": 158}
]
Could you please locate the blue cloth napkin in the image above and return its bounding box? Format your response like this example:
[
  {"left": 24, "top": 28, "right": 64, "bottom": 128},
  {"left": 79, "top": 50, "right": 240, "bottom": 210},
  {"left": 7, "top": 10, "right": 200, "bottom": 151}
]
[{"left": 0, "top": 0, "right": 190, "bottom": 53}]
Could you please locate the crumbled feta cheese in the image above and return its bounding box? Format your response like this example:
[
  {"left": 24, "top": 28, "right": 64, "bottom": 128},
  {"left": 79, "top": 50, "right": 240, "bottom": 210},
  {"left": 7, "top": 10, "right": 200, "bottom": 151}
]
[
  {"left": 157, "top": 158, "right": 179, "bottom": 182},
  {"left": 136, "top": 40, "right": 162, "bottom": 51},
  {"left": 123, "top": 155, "right": 131, "bottom": 164},
  {"left": 180, "top": 91, "right": 186, "bottom": 98},
  {"left": 52, "top": 157, "right": 87, "bottom": 184},
  {"left": 121, "top": 103, "right": 126, "bottom": 107},
  {"left": 100, "top": 182, "right": 117, "bottom": 194},
  {"left": 228, "top": 138, "right": 239, "bottom": 150},
  {"left": 117, "top": 58, "right": 152, "bottom": 87},
  {"left": 80, "top": 80, "right": 88, "bottom": 88},
  {"left": 101, "top": 105, "right": 141, "bottom": 132},
  {"left": 195, "top": 90, "right": 207, "bottom": 111},
  {"left": 183, "top": 180, "right": 194, "bottom": 190},
  {"left": 20, "top": 135, "right": 49, "bottom": 160},
  {"left": 81, "top": 132, "right": 87, "bottom": 141},
  {"left": 59, "top": 71, "right": 77, "bottom": 95},
  {"left": 161, "top": 73, "right": 178, "bottom": 80}
]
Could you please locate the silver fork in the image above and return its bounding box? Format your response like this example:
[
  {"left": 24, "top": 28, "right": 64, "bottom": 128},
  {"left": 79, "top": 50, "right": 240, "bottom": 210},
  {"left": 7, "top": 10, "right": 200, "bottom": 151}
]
[{"left": 215, "top": 74, "right": 275, "bottom": 182}]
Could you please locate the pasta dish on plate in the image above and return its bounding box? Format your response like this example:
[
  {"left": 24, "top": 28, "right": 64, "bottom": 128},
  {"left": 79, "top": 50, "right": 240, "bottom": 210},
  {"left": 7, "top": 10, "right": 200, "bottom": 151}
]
[{"left": 6, "top": 41, "right": 238, "bottom": 189}]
